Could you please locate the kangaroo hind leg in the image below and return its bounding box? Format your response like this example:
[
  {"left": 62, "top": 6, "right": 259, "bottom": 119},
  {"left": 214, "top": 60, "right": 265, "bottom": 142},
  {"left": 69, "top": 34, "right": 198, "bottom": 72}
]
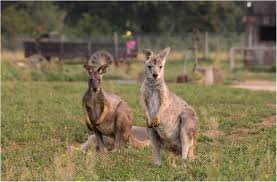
[
  {"left": 148, "top": 128, "right": 162, "bottom": 165},
  {"left": 114, "top": 101, "right": 133, "bottom": 150},
  {"left": 179, "top": 108, "right": 198, "bottom": 160}
]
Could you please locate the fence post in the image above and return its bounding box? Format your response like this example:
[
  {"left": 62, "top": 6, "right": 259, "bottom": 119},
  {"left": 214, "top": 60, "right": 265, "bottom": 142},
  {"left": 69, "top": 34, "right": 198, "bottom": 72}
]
[
  {"left": 114, "top": 32, "right": 118, "bottom": 62},
  {"left": 88, "top": 38, "right": 92, "bottom": 60},
  {"left": 230, "top": 47, "right": 235, "bottom": 71},
  {"left": 192, "top": 28, "right": 199, "bottom": 72},
  {"left": 60, "top": 35, "right": 65, "bottom": 63},
  {"left": 204, "top": 32, "right": 209, "bottom": 59}
]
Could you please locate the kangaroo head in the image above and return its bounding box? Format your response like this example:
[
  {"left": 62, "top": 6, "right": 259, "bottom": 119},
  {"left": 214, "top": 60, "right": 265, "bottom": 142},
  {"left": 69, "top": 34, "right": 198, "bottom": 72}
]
[
  {"left": 143, "top": 47, "right": 170, "bottom": 81},
  {"left": 84, "top": 64, "right": 109, "bottom": 93}
]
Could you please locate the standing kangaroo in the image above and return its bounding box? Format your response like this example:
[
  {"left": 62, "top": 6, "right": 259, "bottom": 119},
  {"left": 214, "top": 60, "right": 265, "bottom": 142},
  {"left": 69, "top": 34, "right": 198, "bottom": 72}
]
[
  {"left": 81, "top": 64, "right": 148, "bottom": 152},
  {"left": 140, "top": 47, "right": 199, "bottom": 165}
]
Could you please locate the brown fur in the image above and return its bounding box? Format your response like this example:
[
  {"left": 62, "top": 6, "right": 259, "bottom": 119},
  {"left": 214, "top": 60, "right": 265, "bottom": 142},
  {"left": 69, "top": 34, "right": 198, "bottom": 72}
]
[{"left": 81, "top": 64, "right": 149, "bottom": 152}]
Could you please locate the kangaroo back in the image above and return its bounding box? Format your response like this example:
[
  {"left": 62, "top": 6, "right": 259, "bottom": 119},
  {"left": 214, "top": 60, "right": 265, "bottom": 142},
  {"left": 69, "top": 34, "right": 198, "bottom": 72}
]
[{"left": 129, "top": 134, "right": 150, "bottom": 148}]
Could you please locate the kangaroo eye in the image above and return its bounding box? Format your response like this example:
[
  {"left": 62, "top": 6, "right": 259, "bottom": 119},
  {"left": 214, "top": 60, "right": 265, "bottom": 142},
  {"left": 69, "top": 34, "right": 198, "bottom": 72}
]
[
  {"left": 159, "top": 66, "right": 162, "bottom": 69},
  {"left": 148, "top": 65, "right": 151, "bottom": 69}
]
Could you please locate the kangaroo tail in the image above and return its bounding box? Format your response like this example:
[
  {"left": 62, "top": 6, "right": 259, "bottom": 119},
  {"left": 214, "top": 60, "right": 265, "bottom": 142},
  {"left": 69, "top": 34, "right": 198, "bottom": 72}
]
[{"left": 128, "top": 134, "right": 150, "bottom": 149}]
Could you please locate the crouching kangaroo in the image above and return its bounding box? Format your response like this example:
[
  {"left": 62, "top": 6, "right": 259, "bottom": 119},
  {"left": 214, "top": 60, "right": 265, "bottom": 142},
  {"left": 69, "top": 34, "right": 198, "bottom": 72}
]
[
  {"left": 81, "top": 64, "right": 149, "bottom": 152},
  {"left": 140, "top": 47, "right": 199, "bottom": 165}
]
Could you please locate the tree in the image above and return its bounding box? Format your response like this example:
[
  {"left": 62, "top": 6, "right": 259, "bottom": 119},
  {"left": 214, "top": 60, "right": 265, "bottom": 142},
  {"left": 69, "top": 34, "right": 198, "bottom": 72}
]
[
  {"left": 2, "top": 5, "right": 33, "bottom": 36},
  {"left": 2, "top": 1, "right": 245, "bottom": 38},
  {"left": 2, "top": 1, "right": 66, "bottom": 37},
  {"left": 69, "top": 13, "right": 113, "bottom": 39}
]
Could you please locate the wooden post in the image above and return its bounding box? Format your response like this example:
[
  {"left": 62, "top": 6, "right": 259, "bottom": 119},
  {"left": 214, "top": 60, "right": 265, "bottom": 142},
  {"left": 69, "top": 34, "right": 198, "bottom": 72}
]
[
  {"left": 113, "top": 32, "right": 119, "bottom": 66},
  {"left": 192, "top": 28, "right": 199, "bottom": 72},
  {"left": 60, "top": 35, "right": 65, "bottom": 64},
  {"left": 87, "top": 38, "right": 92, "bottom": 63},
  {"left": 230, "top": 47, "right": 235, "bottom": 71},
  {"left": 183, "top": 51, "right": 187, "bottom": 74},
  {"left": 204, "top": 32, "right": 209, "bottom": 59}
]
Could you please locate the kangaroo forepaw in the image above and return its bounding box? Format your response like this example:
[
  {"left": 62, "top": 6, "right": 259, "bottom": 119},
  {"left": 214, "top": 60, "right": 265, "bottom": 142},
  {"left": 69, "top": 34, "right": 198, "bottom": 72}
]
[
  {"left": 95, "top": 119, "right": 102, "bottom": 125},
  {"left": 146, "top": 118, "right": 153, "bottom": 128},
  {"left": 152, "top": 117, "right": 160, "bottom": 127},
  {"left": 147, "top": 122, "right": 153, "bottom": 128}
]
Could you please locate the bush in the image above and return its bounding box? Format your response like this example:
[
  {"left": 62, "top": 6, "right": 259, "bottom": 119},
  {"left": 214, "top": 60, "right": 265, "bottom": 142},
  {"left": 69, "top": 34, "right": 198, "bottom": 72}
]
[{"left": 2, "top": 2, "right": 65, "bottom": 38}]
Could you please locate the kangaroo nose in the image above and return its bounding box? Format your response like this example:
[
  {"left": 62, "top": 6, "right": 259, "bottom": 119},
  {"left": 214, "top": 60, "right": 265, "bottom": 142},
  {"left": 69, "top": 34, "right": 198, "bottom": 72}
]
[{"left": 153, "top": 74, "right": 158, "bottom": 78}]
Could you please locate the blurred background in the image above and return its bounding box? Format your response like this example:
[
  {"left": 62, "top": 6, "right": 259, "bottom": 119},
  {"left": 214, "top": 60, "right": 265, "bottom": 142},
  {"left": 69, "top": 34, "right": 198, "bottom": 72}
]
[
  {"left": 2, "top": 1, "right": 245, "bottom": 50},
  {"left": 1, "top": 1, "right": 275, "bottom": 84}
]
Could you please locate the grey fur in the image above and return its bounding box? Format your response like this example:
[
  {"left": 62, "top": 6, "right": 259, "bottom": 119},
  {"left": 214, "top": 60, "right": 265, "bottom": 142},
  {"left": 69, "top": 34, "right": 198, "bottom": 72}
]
[{"left": 140, "top": 47, "right": 199, "bottom": 165}]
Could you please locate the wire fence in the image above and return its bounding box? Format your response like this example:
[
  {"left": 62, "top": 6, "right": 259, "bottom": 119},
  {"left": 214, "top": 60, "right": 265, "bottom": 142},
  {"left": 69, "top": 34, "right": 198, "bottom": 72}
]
[
  {"left": 2, "top": 32, "right": 245, "bottom": 54},
  {"left": 137, "top": 32, "right": 245, "bottom": 53}
]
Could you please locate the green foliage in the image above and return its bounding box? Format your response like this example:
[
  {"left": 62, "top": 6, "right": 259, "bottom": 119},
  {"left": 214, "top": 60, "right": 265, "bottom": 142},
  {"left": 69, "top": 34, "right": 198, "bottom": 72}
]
[
  {"left": 1, "top": 5, "right": 33, "bottom": 36},
  {"left": 69, "top": 13, "right": 113, "bottom": 38},
  {"left": 2, "top": 1, "right": 245, "bottom": 39},
  {"left": 2, "top": 2, "right": 66, "bottom": 37},
  {"left": 28, "top": 2, "right": 66, "bottom": 33}
]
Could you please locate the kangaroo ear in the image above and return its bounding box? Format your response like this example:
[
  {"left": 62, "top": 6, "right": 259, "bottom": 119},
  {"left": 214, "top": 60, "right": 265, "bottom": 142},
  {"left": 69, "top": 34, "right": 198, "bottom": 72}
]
[
  {"left": 97, "top": 64, "right": 109, "bottom": 74},
  {"left": 158, "top": 47, "right": 170, "bottom": 63},
  {"left": 143, "top": 49, "right": 153, "bottom": 62},
  {"left": 83, "top": 64, "right": 94, "bottom": 74}
]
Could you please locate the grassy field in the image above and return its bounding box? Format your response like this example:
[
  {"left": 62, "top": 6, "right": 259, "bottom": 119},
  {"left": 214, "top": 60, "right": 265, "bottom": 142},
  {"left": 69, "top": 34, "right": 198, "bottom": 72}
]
[
  {"left": 1, "top": 50, "right": 276, "bottom": 180},
  {"left": 1, "top": 49, "right": 275, "bottom": 83},
  {"left": 1, "top": 80, "right": 276, "bottom": 180}
]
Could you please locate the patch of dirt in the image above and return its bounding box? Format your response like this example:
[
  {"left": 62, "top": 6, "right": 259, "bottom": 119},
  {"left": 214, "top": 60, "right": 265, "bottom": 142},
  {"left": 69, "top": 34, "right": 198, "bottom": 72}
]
[
  {"left": 230, "top": 128, "right": 251, "bottom": 136},
  {"left": 227, "top": 128, "right": 253, "bottom": 141},
  {"left": 1, "top": 142, "right": 24, "bottom": 153},
  {"left": 16, "top": 62, "right": 29, "bottom": 68},
  {"left": 203, "top": 129, "right": 224, "bottom": 138},
  {"left": 231, "top": 80, "right": 276, "bottom": 92},
  {"left": 228, "top": 115, "right": 276, "bottom": 140},
  {"left": 260, "top": 115, "right": 276, "bottom": 128},
  {"left": 267, "top": 104, "right": 276, "bottom": 109}
]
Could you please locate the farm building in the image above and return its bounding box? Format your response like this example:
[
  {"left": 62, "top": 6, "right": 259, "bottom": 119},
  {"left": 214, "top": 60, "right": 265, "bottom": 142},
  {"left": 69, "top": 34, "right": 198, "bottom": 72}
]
[{"left": 243, "top": 1, "right": 276, "bottom": 68}]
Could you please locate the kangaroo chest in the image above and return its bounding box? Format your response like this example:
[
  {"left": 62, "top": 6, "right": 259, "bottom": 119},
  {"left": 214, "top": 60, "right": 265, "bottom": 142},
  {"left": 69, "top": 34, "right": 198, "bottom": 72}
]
[
  {"left": 87, "top": 93, "right": 120, "bottom": 136},
  {"left": 87, "top": 98, "right": 103, "bottom": 120},
  {"left": 147, "top": 89, "right": 161, "bottom": 118}
]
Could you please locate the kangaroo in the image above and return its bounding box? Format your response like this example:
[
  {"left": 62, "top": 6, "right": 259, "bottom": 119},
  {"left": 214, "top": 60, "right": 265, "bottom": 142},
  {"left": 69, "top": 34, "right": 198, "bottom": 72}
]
[
  {"left": 140, "top": 47, "right": 199, "bottom": 165},
  {"left": 81, "top": 63, "right": 148, "bottom": 152}
]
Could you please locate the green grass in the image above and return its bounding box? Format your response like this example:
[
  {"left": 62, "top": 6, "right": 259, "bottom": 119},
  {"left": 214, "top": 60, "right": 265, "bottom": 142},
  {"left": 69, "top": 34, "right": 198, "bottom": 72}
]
[
  {"left": 220, "top": 60, "right": 276, "bottom": 83},
  {"left": 1, "top": 81, "right": 276, "bottom": 180},
  {"left": 2, "top": 57, "right": 275, "bottom": 83}
]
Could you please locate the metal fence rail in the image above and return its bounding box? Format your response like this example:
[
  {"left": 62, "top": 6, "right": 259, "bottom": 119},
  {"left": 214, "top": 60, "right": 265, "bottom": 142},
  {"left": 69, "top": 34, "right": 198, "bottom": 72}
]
[{"left": 229, "top": 47, "right": 276, "bottom": 71}]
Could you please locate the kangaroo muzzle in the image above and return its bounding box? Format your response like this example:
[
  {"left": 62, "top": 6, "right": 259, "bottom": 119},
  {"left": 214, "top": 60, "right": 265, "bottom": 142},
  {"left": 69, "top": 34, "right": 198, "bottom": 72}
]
[{"left": 90, "top": 80, "right": 100, "bottom": 92}]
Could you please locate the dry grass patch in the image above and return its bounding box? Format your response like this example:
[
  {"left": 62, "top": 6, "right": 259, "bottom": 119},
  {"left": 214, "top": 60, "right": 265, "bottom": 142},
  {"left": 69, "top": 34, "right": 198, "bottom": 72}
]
[
  {"left": 204, "top": 130, "right": 224, "bottom": 138},
  {"left": 228, "top": 115, "right": 276, "bottom": 140},
  {"left": 201, "top": 109, "right": 224, "bottom": 139},
  {"left": 1, "top": 49, "right": 25, "bottom": 62},
  {"left": 1, "top": 142, "right": 25, "bottom": 153},
  {"left": 137, "top": 51, "right": 185, "bottom": 61},
  {"left": 228, "top": 128, "right": 252, "bottom": 140},
  {"left": 54, "top": 146, "right": 98, "bottom": 181},
  {"left": 260, "top": 115, "right": 276, "bottom": 128}
]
